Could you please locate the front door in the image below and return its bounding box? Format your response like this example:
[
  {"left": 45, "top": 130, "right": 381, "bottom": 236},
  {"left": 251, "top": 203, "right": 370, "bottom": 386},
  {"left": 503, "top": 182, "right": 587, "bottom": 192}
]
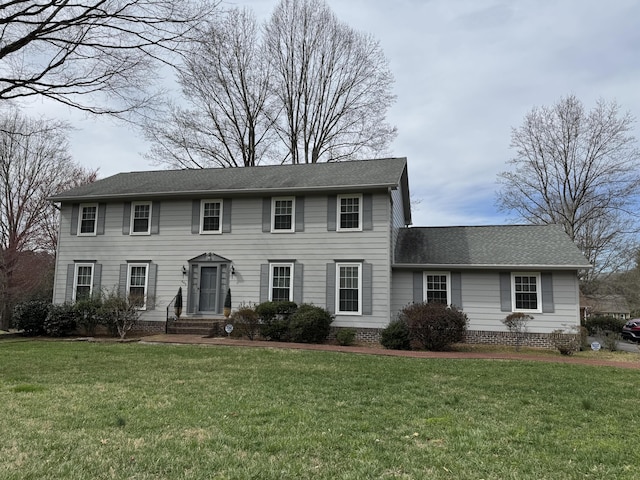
[{"left": 199, "top": 266, "right": 218, "bottom": 312}]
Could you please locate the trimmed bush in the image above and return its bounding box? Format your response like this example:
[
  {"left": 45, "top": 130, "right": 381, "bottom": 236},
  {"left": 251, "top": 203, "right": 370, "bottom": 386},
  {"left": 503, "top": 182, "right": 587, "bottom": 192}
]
[
  {"left": 502, "top": 312, "right": 533, "bottom": 351},
  {"left": 44, "top": 303, "right": 77, "bottom": 337},
  {"left": 74, "top": 297, "right": 103, "bottom": 335},
  {"left": 550, "top": 328, "right": 581, "bottom": 355},
  {"left": 256, "top": 301, "right": 297, "bottom": 341},
  {"left": 400, "top": 302, "right": 468, "bottom": 351},
  {"left": 380, "top": 319, "right": 411, "bottom": 350},
  {"left": 13, "top": 300, "right": 50, "bottom": 335},
  {"left": 583, "top": 315, "right": 626, "bottom": 335},
  {"left": 231, "top": 304, "right": 261, "bottom": 340},
  {"left": 336, "top": 327, "right": 356, "bottom": 346},
  {"left": 288, "top": 304, "right": 333, "bottom": 343}
]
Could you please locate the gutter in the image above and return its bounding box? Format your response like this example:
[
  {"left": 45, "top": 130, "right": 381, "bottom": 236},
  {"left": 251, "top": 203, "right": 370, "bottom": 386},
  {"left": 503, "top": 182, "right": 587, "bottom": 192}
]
[{"left": 391, "top": 263, "right": 593, "bottom": 270}]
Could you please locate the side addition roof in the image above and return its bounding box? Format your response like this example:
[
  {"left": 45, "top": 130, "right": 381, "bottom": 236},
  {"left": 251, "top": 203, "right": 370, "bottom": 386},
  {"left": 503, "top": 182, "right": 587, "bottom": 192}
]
[{"left": 394, "top": 225, "right": 591, "bottom": 270}]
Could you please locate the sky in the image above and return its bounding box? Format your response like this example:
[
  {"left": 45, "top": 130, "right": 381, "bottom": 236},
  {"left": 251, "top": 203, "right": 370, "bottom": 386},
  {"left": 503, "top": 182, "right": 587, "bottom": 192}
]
[{"left": 21, "top": 0, "right": 640, "bottom": 227}]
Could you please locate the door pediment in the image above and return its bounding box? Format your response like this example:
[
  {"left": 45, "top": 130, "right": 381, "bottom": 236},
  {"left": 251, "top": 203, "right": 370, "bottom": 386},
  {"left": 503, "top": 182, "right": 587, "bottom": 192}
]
[{"left": 189, "top": 252, "right": 232, "bottom": 263}]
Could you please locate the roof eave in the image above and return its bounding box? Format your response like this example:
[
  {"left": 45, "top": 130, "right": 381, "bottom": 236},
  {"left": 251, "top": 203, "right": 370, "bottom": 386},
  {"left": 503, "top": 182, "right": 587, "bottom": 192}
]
[
  {"left": 392, "top": 263, "right": 592, "bottom": 270},
  {"left": 48, "top": 182, "right": 397, "bottom": 203}
]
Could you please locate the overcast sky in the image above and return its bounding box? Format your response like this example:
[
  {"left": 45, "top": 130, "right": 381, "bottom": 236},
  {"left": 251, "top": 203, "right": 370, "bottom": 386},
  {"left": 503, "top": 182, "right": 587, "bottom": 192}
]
[{"left": 22, "top": 0, "right": 640, "bottom": 227}]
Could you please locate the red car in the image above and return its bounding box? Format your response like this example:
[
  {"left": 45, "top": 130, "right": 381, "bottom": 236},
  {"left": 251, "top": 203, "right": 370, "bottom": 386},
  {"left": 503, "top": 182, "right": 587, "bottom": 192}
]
[{"left": 622, "top": 319, "right": 640, "bottom": 342}]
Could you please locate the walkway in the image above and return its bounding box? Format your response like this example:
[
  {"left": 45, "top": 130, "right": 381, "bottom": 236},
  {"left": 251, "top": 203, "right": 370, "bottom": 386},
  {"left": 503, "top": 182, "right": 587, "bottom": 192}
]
[{"left": 140, "top": 334, "right": 640, "bottom": 370}]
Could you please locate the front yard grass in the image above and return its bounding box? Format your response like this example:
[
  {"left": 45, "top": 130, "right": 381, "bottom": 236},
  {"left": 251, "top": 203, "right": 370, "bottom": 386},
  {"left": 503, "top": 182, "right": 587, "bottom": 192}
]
[{"left": 1, "top": 340, "right": 638, "bottom": 479}]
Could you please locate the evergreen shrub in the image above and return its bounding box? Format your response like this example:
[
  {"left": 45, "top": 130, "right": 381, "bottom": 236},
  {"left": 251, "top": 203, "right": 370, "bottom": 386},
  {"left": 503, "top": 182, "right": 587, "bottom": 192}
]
[{"left": 288, "top": 304, "right": 333, "bottom": 343}]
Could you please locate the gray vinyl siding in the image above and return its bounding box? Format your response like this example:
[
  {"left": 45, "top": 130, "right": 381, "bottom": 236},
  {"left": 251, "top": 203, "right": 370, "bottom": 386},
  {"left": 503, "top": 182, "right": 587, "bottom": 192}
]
[
  {"left": 391, "top": 269, "right": 580, "bottom": 333},
  {"left": 53, "top": 192, "right": 393, "bottom": 328},
  {"left": 390, "top": 187, "right": 408, "bottom": 260}
]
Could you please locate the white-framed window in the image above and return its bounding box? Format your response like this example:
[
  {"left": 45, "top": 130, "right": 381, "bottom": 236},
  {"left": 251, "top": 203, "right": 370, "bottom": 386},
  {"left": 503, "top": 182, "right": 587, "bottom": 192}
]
[
  {"left": 424, "top": 272, "right": 451, "bottom": 305},
  {"left": 78, "top": 204, "right": 98, "bottom": 236},
  {"left": 336, "top": 262, "right": 362, "bottom": 315},
  {"left": 271, "top": 197, "right": 295, "bottom": 232},
  {"left": 269, "top": 263, "right": 294, "bottom": 302},
  {"left": 512, "top": 273, "right": 541, "bottom": 313},
  {"left": 200, "top": 199, "right": 223, "bottom": 234},
  {"left": 127, "top": 263, "right": 149, "bottom": 309},
  {"left": 337, "top": 194, "right": 362, "bottom": 231},
  {"left": 73, "top": 263, "right": 94, "bottom": 301},
  {"left": 130, "top": 201, "right": 152, "bottom": 235}
]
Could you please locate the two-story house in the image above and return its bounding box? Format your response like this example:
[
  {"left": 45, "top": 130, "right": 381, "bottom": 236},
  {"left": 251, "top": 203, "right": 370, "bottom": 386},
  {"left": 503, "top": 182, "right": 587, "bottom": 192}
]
[{"left": 49, "top": 157, "right": 591, "bottom": 346}]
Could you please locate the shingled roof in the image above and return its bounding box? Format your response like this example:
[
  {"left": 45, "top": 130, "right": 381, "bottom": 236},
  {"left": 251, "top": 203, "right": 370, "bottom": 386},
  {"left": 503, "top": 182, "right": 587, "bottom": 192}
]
[
  {"left": 394, "top": 225, "right": 591, "bottom": 269},
  {"left": 49, "top": 157, "right": 409, "bottom": 203}
]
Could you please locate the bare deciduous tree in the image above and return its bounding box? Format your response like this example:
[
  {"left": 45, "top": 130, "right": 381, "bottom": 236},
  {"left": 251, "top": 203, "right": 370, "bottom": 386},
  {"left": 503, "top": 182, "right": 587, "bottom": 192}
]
[
  {"left": 497, "top": 95, "right": 640, "bottom": 278},
  {"left": 146, "top": 0, "right": 396, "bottom": 167},
  {"left": 0, "top": 108, "right": 97, "bottom": 329},
  {"left": 0, "top": 0, "right": 217, "bottom": 115},
  {"left": 145, "top": 8, "right": 274, "bottom": 168},
  {"left": 265, "top": 0, "right": 396, "bottom": 164}
]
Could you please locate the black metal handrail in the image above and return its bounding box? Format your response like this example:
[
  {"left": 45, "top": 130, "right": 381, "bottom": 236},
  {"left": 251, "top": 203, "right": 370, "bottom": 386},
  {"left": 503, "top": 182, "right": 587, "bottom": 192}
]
[{"left": 165, "top": 294, "right": 178, "bottom": 334}]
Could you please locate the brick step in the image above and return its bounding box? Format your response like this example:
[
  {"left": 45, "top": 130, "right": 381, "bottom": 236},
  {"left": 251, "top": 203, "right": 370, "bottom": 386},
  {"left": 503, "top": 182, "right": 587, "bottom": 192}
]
[
  {"left": 166, "top": 326, "right": 214, "bottom": 336},
  {"left": 167, "top": 317, "right": 228, "bottom": 336}
]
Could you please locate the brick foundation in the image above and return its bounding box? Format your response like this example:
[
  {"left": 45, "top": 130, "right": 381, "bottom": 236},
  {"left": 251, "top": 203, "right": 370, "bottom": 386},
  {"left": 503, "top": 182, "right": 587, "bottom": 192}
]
[{"left": 331, "top": 327, "right": 576, "bottom": 350}]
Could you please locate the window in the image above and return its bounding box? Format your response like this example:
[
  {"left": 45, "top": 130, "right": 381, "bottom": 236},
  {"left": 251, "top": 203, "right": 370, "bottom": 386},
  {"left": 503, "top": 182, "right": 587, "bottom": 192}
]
[
  {"left": 425, "top": 272, "right": 450, "bottom": 304},
  {"left": 512, "top": 273, "right": 540, "bottom": 312},
  {"left": 200, "top": 200, "right": 222, "bottom": 234},
  {"left": 131, "top": 202, "right": 151, "bottom": 234},
  {"left": 127, "top": 263, "right": 149, "bottom": 309},
  {"left": 73, "top": 264, "right": 94, "bottom": 301},
  {"left": 337, "top": 194, "right": 362, "bottom": 231},
  {"left": 272, "top": 197, "right": 294, "bottom": 232},
  {"left": 269, "top": 263, "right": 293, "bottom": 302},
  {"left": 336, "top": 263, "right": 361, "bottom": 314},
  {"left": 78, "top": 204, "right": 98, "bottom": 235}
]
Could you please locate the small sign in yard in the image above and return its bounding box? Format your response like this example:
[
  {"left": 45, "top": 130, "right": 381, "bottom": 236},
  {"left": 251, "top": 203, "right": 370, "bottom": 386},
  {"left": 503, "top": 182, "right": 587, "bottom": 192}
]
[
  {"left": 591, "top": 341, "right": 601, "bottom": 351},
  {"left": 225, "top": 324, "right": 234, "bottom": 337}
]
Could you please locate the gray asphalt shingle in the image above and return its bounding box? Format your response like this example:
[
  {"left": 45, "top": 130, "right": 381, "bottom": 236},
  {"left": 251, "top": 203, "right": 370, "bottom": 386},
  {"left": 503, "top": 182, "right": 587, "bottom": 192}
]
[
  {"left": 394, "top": 225, "right": 591, "bottom": 268},
  {"left": 49, "top": 157, "right": 408, "bottom": 201}
]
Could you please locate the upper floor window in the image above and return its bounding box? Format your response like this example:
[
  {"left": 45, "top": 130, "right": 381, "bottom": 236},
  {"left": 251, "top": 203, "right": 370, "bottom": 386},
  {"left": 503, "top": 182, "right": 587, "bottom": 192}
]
[
  {"left": 269, "top": 263, "right": 294, "bottom": 302},
  {"left": 78, "top": 204, "right": 98, "bottom": 235},
  {"left": 127, "top": 263, "right": 149, "bottom": 309},
  {"left": 73, "top": 263, "right": 94, "bottom": 301},
  {"left": 336, "top": 262, "right": 362, "bottom": 315},
  {"left": 200, "top": 199, "right": 222, "bottom": 234},
  {"left": 272, "top": 197, "right": 294, "bottom": 232},
  {"left": 512, "top": 273, "right": 540, "bottom": 312},
  {"left": 425, "top": 272, "right": 450, "bottom": 304},
  {"left": 337, "top": 194, "right": 362, "bottom": 231},
  {"left": 131, "top": 202, "right": 151, "bottom": 235}
]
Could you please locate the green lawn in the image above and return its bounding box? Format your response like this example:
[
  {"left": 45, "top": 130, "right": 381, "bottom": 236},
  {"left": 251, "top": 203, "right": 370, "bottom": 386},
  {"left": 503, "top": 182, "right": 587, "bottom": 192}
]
[{"left": 1, "top": 340, "right": 638, "bottom": 479}]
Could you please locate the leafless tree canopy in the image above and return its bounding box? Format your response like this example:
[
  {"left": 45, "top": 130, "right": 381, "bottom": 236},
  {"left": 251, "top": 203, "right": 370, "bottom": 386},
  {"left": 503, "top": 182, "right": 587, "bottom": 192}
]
[
  {"left": 497, "top": 94, "right": 640, "bottom": 278},
  {"left": 146, "top": 0, "right": 396, "bottom": 168},
  {"left": 0, "top": 0, "right": 217, "bottom": 115},
  {"left": 145, "top": 8, "right": 274, "bottom": 168},
  {"left": 0, "top": 107, "right": 96, "bottom": 328}
]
